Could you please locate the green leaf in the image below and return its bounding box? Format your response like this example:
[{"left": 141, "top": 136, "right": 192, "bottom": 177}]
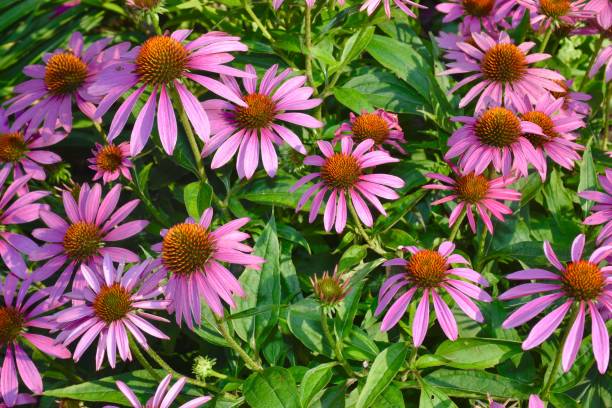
[
  {"left": 578, "top": 144, "right": 597, "bottom": 214},
  {"left": 424, "top": 369, "right": 535, "bottom": 399},
  {"left": 343, "top": 327, "right": 380, "bottom": 361},
  {"left": 237, "top": 176, "right": 304, "bottom": 208},
  {"left": 433, "top": 338, "right": 523, "bottom": 369},
  {"left": 287, "top": 298, "right": 333, "bottom": 357},
  {"left": 338, "top": 26, "right": 375, "bottom": 67},
  {"left": 356, "top": 342, "right": 410, "bottom": 408},
  {"left": 183, "top": 181, "right": 213, "bottom": 220},
  {"left": 374, "top": 384, "right": 406, "bottom": 408},
  {"left": 243, "top": 367, "right": 300, "bottom": 408},
  {"left": 418, "top": 381, "right": 458, "bottom": 408},
  {"left": 337, "top": 245, "right": 367, "bottom": 273},
  {"left": 582, "top": 375, "right": 612, "bottom": 408},
  {"left": 549, "top": 393, "right": 580, "bottom": 408},
  {"left": 299, "top": 362, "right": 337, "bottom": 408},
  {"left": 277, "top": 223, "right": 311, "bottom": 254}
]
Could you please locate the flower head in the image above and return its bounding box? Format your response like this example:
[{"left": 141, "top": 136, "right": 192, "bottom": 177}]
[
  {"left": 518, "top": 0, "right": 592, "bottom": 30},
  {"left": 548, "top": 79, "right": 591, "bottom": 116},
  {"left": 588, "top": 45, "right": 612, "bottom": 82},
  {"left": 201, "top": 64, "right": 322, "bottom": 179},
  {"left": 424, "top": 164, "right": 520, "bottom": 234},
  {"left": 88, "top": 142, "right": 133, "bottom": 184},
  {"left": 584, "top": 0, "right": 612, "bottom": 29},
  {"left": 126, "top": 0, "right": 161, "bottom": 9},
  {"left": 334, "top": 109, "right": 406, "bottom": 154},
  {"left": 291, "top": 138, "right": 404, "bottom": 233},
  {"left": 0, "top": 394, "right": 37, "bottom": 408},
  {"left": 91, "top": 30, "right": 251, "bottom": 156},
  {"left": 151, "top": 207, "right": 264, "bottom": 327},
  {"left": 360, "top": 0, "right": 427, "bottom": 19},
  {"left": 440, "top": 31, "right": 565, "bottom": 110},
  {"left": 311, "top": 266, "right": 350, "bottom": 306},
  {"left": 500, "top": 234, "right": 611, "bottom": 373},
  {"left": 115, "top": 375, "right": 210, "bottom": 408},
  {"left": 436, "top": 0, "right": 510, "bottom": 35},
  {"left": 31, "top": 183, "right": 148, "bottom": 298},
  {"left": 0, "top": 275, "right": 71, "bottom": 406},
  {"left": 377, "top": 242, "right": 491, "bottom": 344},
  {"left": 580, "top": 168, "right": 612, "bottom": 246}
]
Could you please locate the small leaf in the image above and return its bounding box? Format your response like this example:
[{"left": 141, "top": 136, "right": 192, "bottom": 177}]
[
  {"left": 419, "top": 381, "right": 458, "bottom": 408},
  {"left": 287, "top": 298, "right": 333, "bottom": 357},
  {"left": 299, "top": 362, "right": 337, "bottom": 408},
  {"left": 243, "top": 367, "right": 300, "bottom": 408},
  {"left": 433, "top": 338, "right": 523, "bottom": 369},
  {"left": 183, "top": 181, "right": 213, "bottom": 220}
]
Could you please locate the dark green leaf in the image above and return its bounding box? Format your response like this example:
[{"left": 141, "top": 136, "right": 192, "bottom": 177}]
[
  {"left": 243, "top": 367, "right": 300, "bottom": 408},
  {"left": 299, "top": 362, "right": 337, "bottom": 408},
  {"left": 424, "top": 369, "right": 535, "bottom": 398},
  {"left": 433, "top": 338, "right": 523, "bottom": 369},
  {"left": 183, "top": 181, "right": 213, "bottom": 220}
]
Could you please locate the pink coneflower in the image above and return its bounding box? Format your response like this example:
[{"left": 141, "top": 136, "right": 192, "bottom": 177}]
[
  {"left": 333, "top": 109, "right": 406, "bottom": 154},
  {"left": 549, "top": 79, "right": 591, "bottom": 116},
  {"left": 580, "top": 168, "right": 612, "bottom": 246},
  {"left": 439, "top": 31, "right": 565, "bottom": 110},
  {"left": 291, "top": 138, "right": 404, "bottom": 233},
  {"left": 91, "top": 30, "right": 251, "bottom": 156},
  {"left": 201, "top": 64, "right": 322, "bottom": 179},
  {"left": 445, "top": 106, "right": 545, "bottom": 178},
  {"left": 31, "top": 183, "right": 148, "bottom": 298},
  {"left": 151, "top": 207, "right": 264, "bottom": 328},
  {"left": 376, "top": 242, "right": 492, "bottom": 345},
  {"left": 517, "top": 0, "right": 592, "bottom": 30},
  {"left": 423, "top": 164, "right": 520, "bottom": 233},
  {"left": 584, "top": 0, "right": 612, "bottom": 29},
  {"left": 0, "top": 174, "right": 48, "bottom": 277},
  {"left": 115, "top": 375, "right": 211, "bottom": 408},
  {"left": 54, "top": 256, "right": 169, "bottom": 369},
  {"left": 88, "top": 142, "right": 133, "bottom": 184},
  {"left": 500, "top": 234, "right": 611, "bottom": 373},
  {"left": 0, "top": 394, "right": 36, "bottom": 408},
  {"left": 514, "top": 94, "right": 585, "bottom": 179},
  {"left": 53, "top": 0, "right": 81, "bottom": 16},
  {"left": 589, "top": 45, "right": 612, "bottom": 82},
  {"left": 0, "top": 108, "right": 66, "bottom": 182},
  {"left": 126, "top": 0, "right": 161, "bottom": 9},
  {"left": 480, "top": 394, "right": 544, "bottom": 408},
  {"left": 436, "top": 0, "right": 509, "bottom": 35},
  {"left": 5, "top": 32, "right": 119, "bottom": 135},
  {"left": 0, "top": 275, "right": 71, "bottom": 406},
  {"left": 360, "top": 0, "right": 426, "bottom": 19}
]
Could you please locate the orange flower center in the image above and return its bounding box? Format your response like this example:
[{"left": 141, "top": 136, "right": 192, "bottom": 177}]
[
  {"left": 520, "top": 111, "right": 559, "bottom": 148},
  {"left": 162, "top": 223, "right": 216, "bottom": 276},
  {"left": 135, "top": 36, "right": 188, "bottom": 85},
  {"left": 44, "top": 52, "right": 88, "bottom": 95},
  {"left": 320, "top": 153, "right": 362, "bottom": 189},
  {"left": 0, "top": 307, "right": 24, "bottom": 345},
  {"left": 311, "top": 271, "right": 347, "bottom": 304},
  {"left": 475, "top": 107, "right": 522, "bottom": 148},
  {"left": 0, "top": 132, "right": 28, "bottom": 163},
  {"left": 63, "top": 222, "right": 102, "bottom": 261},
  {"left": 481, "top": 43, "right": 527, "bottom": 83},
  {"left": 351, "top": 113, "right": 390, "bottom": 144},
  {"left": 455, "top": 173, "right": 490, "bottom": 203},
  {"left": 540, "top": 0, "right": 571, "bottom": 18},
  {"left": 96, "top": 145, "right": 124, "bottom": 172},
  {"left": 92, "top": 283, "right": 132, "bottom": 323},
  {"left": 462, "top": 0, "right": 495, "bottom": 17},
  {"left": 234, "top": 93, "right": 276, "bottom": 129},
  {"left": 562, "top": 260, "right": 605, "bottom": 301},
  {"left": 405, "top": 250, "right": 448, "bottom": 288}
]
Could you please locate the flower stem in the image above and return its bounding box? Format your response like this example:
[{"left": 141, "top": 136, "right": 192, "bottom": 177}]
[
  {"left": 603, "top": 82, "right": 610, "bottom": 151},
  {"left": 129, "top": 336, "right": 163, "bottom": 381},
  {"left": 319, "top": 307, "right": 356, "bottom": 377},
  {"left": 347, "top": 197, "right": 387, "bottom": 256},
  {"left": 579, "top": 35, "right": 604, "bottom": 91},
  {"left": 243, "top": 1, "right": 273, "bottom": 42},
  {"left": 304, "top": 6, "right": 315, "bottom": 87},
  {"left": 538, "top": 27, "right": 553, "bottom": 53},
  {"left": 170, "top": 89, "right": 207, "bottom": 181},
  {"left": 474, "top": 225, "right": 488, "bottom": 271},
  {"left": 214, "top": 315, "right": 263, "bottom": 372},
  {"left": 448, "top": 208, "right": 465, "bottom": 242}
]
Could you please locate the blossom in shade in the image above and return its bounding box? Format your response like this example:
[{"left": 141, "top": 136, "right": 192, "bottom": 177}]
[
  {"left": 436, "top": 0, "right": 509, "bottom": 35},
  {"left": 311, "top": 266, "right": 350, "bottom": 307},
  {"left": 579, "top": 168, "right": 612, "bottom": 246},
  {"left": 360, "top": 0, "right": 426, "bottom": 19},
  {"left": 445, "top": 106, "right": 545, "bottom": 178},
  {"left": 291, "top": 139, "right": 404, "bottom": 233},
  {"left": 423, "top": 164, "right": 520, "bottom": 233},
  {"left": 54, "top": 256, "right": 169, "bottom": 369},
  {"left": 5, "top": 32, "right": 120, "bottom": 135},
  {"left": 514, "top": 94, "right": 585, "bottom": 178},
  {"left": 0, "top": 394, "right": 36, "bottom": 408},
  {"left": 0, "top": 174, "right": 49, "bottom": 276},
  {"left": 517, "top": 0, "right": 592, "bottom": 30},
  {"left": 500, "top": 234, "right": 611, "bottom": 373},
  {"left": 334, "top": 109, "right": 406, "bottom": 154},
  {"left": 376, "top": 242, "right": 491, "bottom": 344},
  {"left": 151, "top": 207, "right": 264, "bottom": 327},
  {"left": 91, "top": 30, "right": 252, "bottom": 156},
  {"left": 589, "top": 45, "right": 612, "bottom": 82},
  {"left": 126, "top": 0, "right": 161, "bottom": 9},
  {"left": 88, "top": 142, "right": 133, "bottom": 184},
  {"left": 439, "top": 31, "right": 565, "bottom": 110},
  {"left": 201, "top": 64, "right": 322, "bottom": 179},
  {"left": 584, "top": 0, "right": 612, "bottom": 29},
  {"left": 114, "top": 375, "right": 211, "bottom": 408},
  {"left": 30, "top": 183, "right": 148, "bottom": 298},
  {"left": 0, "top": 275, "right": 71, "bottom": 406},
  {"left": 549, "top": 79, "right": 591, "bottom": 116}
]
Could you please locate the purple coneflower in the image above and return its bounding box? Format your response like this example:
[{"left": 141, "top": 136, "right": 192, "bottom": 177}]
[
  {"left": 548, "top": 79, "right": 591, "bottom": 116},
  {"left": 291, "top": 138, "right": 404, "bottom": 233},
  {"left": 114, "top": 375, "right": 211, "bottom": 408},
  {"left": 589, "top": 45, "right": 612, "bottom": 82},
  {"left": 584, "top": 0, "right": 612, "bottom": 29},
  {"left": 436, "top": 0, "right": 509, "bottom": 35},
  {"left": 88, "top": 142, "right": 133, "bottom": 184},
  {"left": 31, "top": 183, "right": 148, "bottom": 297},
  {"left": 360, "top": 0, "right": 426, "bottom": 19},
  {"left": 500, "top": 234, "right": 611, "bottom": 373},
  {"left": 126, "top": 0, "right": 161, "bottom": 9},
  {"left": 151, "top": 207, "right": 264, "bottom": 328},
  {"left": 376, "top": 242, "right": 491, "bottom": 345},
  {"left": 580, "top": 168, "right": 612, "bottom": 246},
  {"left": 439, "top": 31, "right": 565, "bottom": 110},
  {"left": 423, "top": 164, "right": 520, "bottom": 233},
  {"left": 311, "top": 266, "right": 351, "bottom": 307},
  {"left": 91, "top": 30, "right": 251, "bottom": 156},
  {"left": 518, "top": 0, "right": 592, "bottom": 30},
  {"left": 333, "top": 109, "right": 406, "bottom": 154},
  {"left": 201, "top": 64, "right": 322, "bottom": 179},
  {"left": 481, "top": 394, "right": 544, "bottom": 408},
  {"left": 54, "top": 256, "right": 169, "bottom": 369},
  {"left": 0, "top": 275, "right": 71, "bottom": 406},
  {"left": 0, "top": 394, "right": 36, "bottom": 408}
]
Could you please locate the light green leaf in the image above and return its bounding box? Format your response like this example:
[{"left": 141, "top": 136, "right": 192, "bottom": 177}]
[
  {"left": 243, "top": 367, "right": 300, "bottom": 408},
  {"left": 183, "top": 181, "right": 213, "bottom": 220},
  {"left": 433, "top": 338, "right": 523, "bottom": 369},
  {"left": 299, "top": 362, "right": 337, "bottom": 408}
]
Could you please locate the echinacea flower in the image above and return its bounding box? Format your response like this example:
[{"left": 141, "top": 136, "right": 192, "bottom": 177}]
[
  {"left": 5, "top": 32, "right": 120, "bottom": 135},
  {"left": 54, "top": 256, "right": 169, "bottom": 369},
  {"left": 517, "top": 0, "right": 592, "bottom": 30},
  {"left": 114, "top": 375, "right": 211, "bottom": 408},
  {"left": 201, "top": 64, "right": 322, "bottom": 178},
  {"left": 0, "top": 275, "right": 71, "bottom": 406},
  {"left": 311, "top": 266, "right": 350, "bottom": 307},
  {"left": 580, "top": 168, "right": 612, "bottom": 245},
  {"left": 334, "top": 109, "right": 406, "bottom": 154},
  {"left": 126, "top": 0, "right": 161, "bottom": 9},
  {"left": 31, "top": 183, "right": 148, "bottom": 298},
  {"left": 423, "top": 164, "right": 520, "bottom": 233},
  {"left": 445, "top": 106, "right": 545, "bottom": 178},
  {"left": 514, "top": 94, "right": 585, "bottom": 178},
  {"left": 478, "top": 394, "right": 545, "bottom": 408},
  {"left": 549, "top": 79, "right": 591, "bottom": 116},
  {"left": 439, "top": 31, "right": 565, "bottom": 110},
  {"left": 500, "top": 234, "right": 611, "bottom": 373},
  {"left": 584, "top": 0, "right": 612, "bottom": 29},
  {"left": 91, "top": 30, "right": 252, "bottom": 156},
  {"left": 0, "top": 174, "right": 48, "bottom": 276},
  {"left": 360, "top": 0, "right": 426, "bottom": 19},
  {"left": 151, "top": 207, "right": 264, "bottom": 327},
  {"left": 291, "top": 138, "right": 405, "bottom": 233},
  {"left": 88, "top": 142, "right": 133, "bottom": 183},
  {"left": 376, "top": 242, "right": 492, "bottom": 345},
  {"left": 272, "top": 0, "right": 344, "bottom": 9},
  {"left": 589, "top": 45, "right": 612, "bottom": 82},
  {"left": 0, "top": 108, "right": 66, "bottom": 182},
  {"left": 436, "top": 0, "right": 508, "bottom": 35},
  {"left": 0, "top": 394, "right": 36, "bottom": 408}
]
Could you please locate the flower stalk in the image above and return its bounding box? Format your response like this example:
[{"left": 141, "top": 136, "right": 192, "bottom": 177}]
[
  {"left": 214, "top": 315, "right": 263, "bottom": 372},
  {"left": 319, "top": 306, "right": 355, "bottom": 377}
]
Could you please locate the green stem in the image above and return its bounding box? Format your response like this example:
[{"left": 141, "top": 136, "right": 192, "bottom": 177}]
[
  {"left": 127, "top": 180, "right": 169, "bottom": 226},
  {"left": 603, "top": 82, "right": 610, "bottom": 151},
  {"left": 347, "top": 197, "right": 387, "bottom": 256},
  {"left": 148, "top": 11, "right": 162, "bottom": 35},
  {"left": 129, "top": 337, "right": 163, "bottom": 381},
  {"left": 92, "top": 120, "right": 108, "bottom": 143},
  {"left": 243, "top": 1, "right": 273, "bottom": 41},
  {"left": 214, "top": 316, "right": 263, "bottom": 372},
  {"left": 538, "top": 27, "right": 553, "bottom": 53},
  {"left": 448, "top": 208, "right": 465, "bottom": 242},
  {"left": 304, "top": 6, "right": 315, "bottom": 87},
  {"left": 320, "top": 307, "right": 355, "bottom": 377},
  {"left": 170, "top": 89, "right": 207, "bottom": 181},
  {"left": 474, "top": 225, "right": 488, "bottom": 271},
  {"left": 579, "top": 35, "right": 604, "bottom": 91}
]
